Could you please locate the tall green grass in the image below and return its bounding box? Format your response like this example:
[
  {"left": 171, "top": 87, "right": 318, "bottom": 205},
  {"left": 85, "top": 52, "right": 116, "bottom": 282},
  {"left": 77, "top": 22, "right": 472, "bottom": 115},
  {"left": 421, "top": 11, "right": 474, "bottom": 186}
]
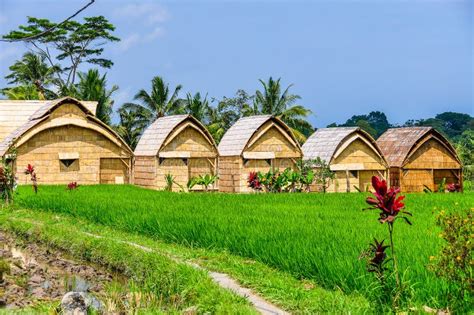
[{"left": 15, "top": 185, "right": 474, "bottom": 308}]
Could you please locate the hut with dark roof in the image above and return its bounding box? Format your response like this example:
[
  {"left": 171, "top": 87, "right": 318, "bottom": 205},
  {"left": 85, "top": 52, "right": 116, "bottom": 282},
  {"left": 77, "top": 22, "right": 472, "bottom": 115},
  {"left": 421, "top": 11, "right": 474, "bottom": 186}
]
[
  {"left": 302, "top": 127, "right": 388, "bottom": 192},
  {"left": 377, "top": 127, "right": 462, "bottom": 192},
  {"left": 0, "top": 97, "right": 133, "bottom": 184},
  {"left": 218, "top": 115, "right": 302, "bottom": 193},
  {"left": 134, "top": 115, "right": 218, "bottom": 191}
]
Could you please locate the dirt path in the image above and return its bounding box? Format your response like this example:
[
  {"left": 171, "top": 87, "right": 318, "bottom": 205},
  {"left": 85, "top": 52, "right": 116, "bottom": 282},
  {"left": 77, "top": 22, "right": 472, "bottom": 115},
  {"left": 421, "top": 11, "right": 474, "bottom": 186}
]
[{"left": 82, "top": 231, "right": 289, "bottom": 315}]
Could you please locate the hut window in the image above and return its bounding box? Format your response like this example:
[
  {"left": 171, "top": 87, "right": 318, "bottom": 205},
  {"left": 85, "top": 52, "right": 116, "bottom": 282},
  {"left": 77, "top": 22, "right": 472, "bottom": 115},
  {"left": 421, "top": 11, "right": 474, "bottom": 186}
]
[
  {"left": 181, "top": 158, "right": 188, "bottom": 166},
  {"left": 350, "top": 170, "right": 358, "bottom": 178},
  {"left": 59, "top": 152, "right": 79, "bottom": 170},
  {"left": 159, "top": 157, "right": 165, "bottom": 165}
]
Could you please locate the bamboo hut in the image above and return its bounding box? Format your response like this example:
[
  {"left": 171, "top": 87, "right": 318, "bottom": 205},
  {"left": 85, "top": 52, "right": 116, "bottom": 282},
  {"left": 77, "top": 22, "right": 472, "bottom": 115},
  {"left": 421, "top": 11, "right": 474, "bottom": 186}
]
[
  {"left": 302, "top": 127, "right": 388, "bottom": 192},
  {"left": 134, "top": 115, "right": 218, "bottom": 191},
  {"left": 0, "top": 97, "right": 133, "bottom": 184},
  {"left": 218, "top": 115, "right": 302, "bottom": 193},
  {"left": 377, "top": 127, "right": 462, "bottom": 192}
]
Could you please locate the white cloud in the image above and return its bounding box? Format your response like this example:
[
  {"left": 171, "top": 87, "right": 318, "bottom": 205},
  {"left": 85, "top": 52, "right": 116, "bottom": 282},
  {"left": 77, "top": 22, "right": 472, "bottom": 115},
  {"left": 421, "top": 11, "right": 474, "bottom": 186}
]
[
  {"left": 113, "top": 3, "right": 169, "bottom": 25},
  {"left": 116, "top": 27, "right": 165, "bottom": 52},
  {"left": 117, "top": 34, "right": 141, "bottom": 52}
]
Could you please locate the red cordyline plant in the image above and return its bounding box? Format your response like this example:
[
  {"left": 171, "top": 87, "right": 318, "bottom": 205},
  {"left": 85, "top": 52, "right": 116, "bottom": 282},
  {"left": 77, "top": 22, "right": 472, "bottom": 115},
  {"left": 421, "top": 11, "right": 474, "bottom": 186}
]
[
  {"left": 248, "top": 172, "right": 262, "bottom": 191},
  {"left": 24, "top": 164, "right": 38, "bottom": 194},
  {"left": 446, "top": 183, "right": 461, "bottom": 193},
  {"left": 67, "top": 182, "right": 79, "bottom": 191},
  {"left": 364, "top": 176, "right": 412, "bottom": 287}
]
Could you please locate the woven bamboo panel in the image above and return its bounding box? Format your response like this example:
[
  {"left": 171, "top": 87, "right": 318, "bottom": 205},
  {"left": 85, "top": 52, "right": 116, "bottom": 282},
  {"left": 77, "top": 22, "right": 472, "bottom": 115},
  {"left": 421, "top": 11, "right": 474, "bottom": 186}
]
[
  {"left": 404, "top": 139, "right": 461, "bottom": 169},
  {"left": 332, "top": 138, "right": 386, "bottom": 170}
]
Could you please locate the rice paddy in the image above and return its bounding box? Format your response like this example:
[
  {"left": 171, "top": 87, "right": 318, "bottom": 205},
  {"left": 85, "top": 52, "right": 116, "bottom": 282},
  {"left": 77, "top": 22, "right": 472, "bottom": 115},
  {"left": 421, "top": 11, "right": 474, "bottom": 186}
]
[{"left": 13, "top": 185, "right": 474, "bottom": 309}]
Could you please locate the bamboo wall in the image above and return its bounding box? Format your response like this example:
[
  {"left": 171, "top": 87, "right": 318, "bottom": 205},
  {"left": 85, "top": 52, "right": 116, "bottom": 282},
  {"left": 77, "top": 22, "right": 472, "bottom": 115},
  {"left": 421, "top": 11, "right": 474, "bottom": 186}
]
[
  {"left": 311, "top": 138, "right": 386, "bottom": 193},
  {"left": 15, "top": 125, "right": 130, "bottom": 185},
  {"left": 400, "top": 138, "right": 462, "bottom": 192},
  {"left": 135, "top": 125, "right": 217, "bottom": 191},
  {"left": 219, "top": 123, "right": 301, "bottom": 193}
]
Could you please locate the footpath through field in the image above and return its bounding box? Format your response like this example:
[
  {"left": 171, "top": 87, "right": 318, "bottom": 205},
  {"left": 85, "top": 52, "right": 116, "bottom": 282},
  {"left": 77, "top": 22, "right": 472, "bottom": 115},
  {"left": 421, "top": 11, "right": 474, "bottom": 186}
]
[{"left": 82, "top": 231, "right": 288, "bottom": 315}]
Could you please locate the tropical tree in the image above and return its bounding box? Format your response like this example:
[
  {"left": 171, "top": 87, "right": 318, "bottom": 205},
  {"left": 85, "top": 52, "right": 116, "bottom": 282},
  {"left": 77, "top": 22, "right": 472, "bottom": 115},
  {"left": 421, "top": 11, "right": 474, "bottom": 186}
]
[
  {"left": 114, "top": 107, "right": 148, "bottom": 150},
  {"left": 2, "top": 85, "right": 43, "bottom": 100},
  {"left": 73, "top": 69, "right": 118, "bottom": 125},
  {"left": 184, "top": 92, "right": 210, "bottom": 123},
  {"left": 3, "top": 52, "right": 59, "bottom": 99},
  {"left": 122, "top": 76, "right": 183, "bottom": 126},
  {"left": 254, "top": 77, "right": 313, "bottom": 142},
  {"left": 208, "top": 90, "right": 255, "bottom": 142},
  {"left": 3, "top": 16, "right": 119, "bottom": 92}
]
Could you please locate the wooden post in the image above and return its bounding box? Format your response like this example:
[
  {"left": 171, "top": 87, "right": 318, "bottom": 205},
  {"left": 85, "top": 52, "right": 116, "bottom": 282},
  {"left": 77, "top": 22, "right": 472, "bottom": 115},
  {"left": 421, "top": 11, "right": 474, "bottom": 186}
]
[{"left": 345, "top": 169, "right": 350, "bottom": 193}]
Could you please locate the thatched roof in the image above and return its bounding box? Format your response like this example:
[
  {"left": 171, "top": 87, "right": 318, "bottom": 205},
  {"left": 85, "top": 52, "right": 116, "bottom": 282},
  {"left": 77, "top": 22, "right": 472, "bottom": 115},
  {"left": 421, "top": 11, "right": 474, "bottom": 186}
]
[
  {"left": 0, "top": 98, "right": 97, "bottom": 144},
  {"left": 0, "top": 97, "right": 130, "bottom": 157},
  {"left": 134, "top": 115, "right": 216, "bottom": 157},
  {"left": 377, "top": 127, "right": 459, "bottom": 167},
  {"left": 302, "top": 127, "right": 384, "bottom": 163},
  {"left": 218, "top": 115, "right": 300, "bottom": 157}
]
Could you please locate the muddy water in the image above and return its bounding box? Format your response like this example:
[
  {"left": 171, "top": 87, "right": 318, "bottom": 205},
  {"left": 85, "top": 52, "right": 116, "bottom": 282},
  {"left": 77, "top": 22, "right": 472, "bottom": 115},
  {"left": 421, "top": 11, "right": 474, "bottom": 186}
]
[{"left": 0, "top": 231, "right": 126, "bottom": 310}]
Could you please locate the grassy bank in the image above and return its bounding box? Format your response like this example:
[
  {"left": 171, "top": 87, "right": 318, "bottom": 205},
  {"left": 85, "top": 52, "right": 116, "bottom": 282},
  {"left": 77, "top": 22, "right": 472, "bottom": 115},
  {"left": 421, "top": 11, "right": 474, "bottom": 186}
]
[
  {"left": 0, "top": 208, "right": 254, "bottom": 314},
  {"left": 14, "top": 185, "right": 474, "bottom": 309},
  {"left": 0, "top": 208, "right": 371, "bottom": 313}
]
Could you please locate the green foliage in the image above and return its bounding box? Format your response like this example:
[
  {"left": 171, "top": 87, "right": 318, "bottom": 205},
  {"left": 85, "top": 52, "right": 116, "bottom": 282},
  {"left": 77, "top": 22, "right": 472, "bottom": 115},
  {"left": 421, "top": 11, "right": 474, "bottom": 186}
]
[
  {"left": 72, "top": 69, "right": 118, "bottom": 124},
  {"left": 310, "top": 157, "right": 334, "bottom": 193},
  {"left": 183, "top": 92, "right": 210, "bottom": 123},
  {"left": 248, "top": 166, "right": 315, "bottom": 193},
  {"left": 456, "top": 129, "right": 474, "bottom": 183},
  {"left": 2, "top": 16, "right": 119, "bottom": 92},
  {"left": 254, "top": 77, "right": 313, "bottom": 142},
  {"left": 0, "top": 258, "right": 10, "bottom": 282},
  {"left": 0, "top": 159, "right": 16, "bottom": 205},
  {"left": 121, "top": 76, "right": 182, "bottom": 127},
  {"left": 114, "top": 107, "right": 147, "bottom": 150},
  {"left": 164, "top": 173, "right": 175, "bottom": 192},
  {"left": 430, "top": 209, "right": 473, "bottom": 310},
  {"left": 2, "top": 52, "right": 59, "bottom": 99},
  {"left": 404, "top": 112, "right": 473, "bottom": 142},
  {"left": 14, "top": 185, "right": 474, "bottom": 310},
  {"left": 188, "top": 174, "right": 218, "bottom": 191},
  {"left": 329, "top": 111, "right": 389, "bottom": 138}
]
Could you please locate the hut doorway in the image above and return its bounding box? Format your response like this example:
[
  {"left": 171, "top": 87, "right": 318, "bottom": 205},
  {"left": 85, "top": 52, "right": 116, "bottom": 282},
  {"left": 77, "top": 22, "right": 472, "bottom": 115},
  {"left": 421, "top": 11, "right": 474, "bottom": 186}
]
[{"left": 100, "top": 158, "right": 130, "bottom": 184}]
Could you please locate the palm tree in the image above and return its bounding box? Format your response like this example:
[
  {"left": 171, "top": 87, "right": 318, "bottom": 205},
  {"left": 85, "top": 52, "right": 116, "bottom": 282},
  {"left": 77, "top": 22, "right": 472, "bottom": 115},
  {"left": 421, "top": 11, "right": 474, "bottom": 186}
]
[
  {"left": 254, "top": 77, "right": 313, "bottom": 142},
  {"left": 114, "top": 107, "right": 148, "bottom": 150},
  {"left": 1, "top": 85, "right": 42, "bottom": 100},
  {"left": 122, "top": 76, "right": 182, "bottom": 126},
  {"left": 184, "top": 92, "right": 210, "bottom": 123},
  {"left": 4, "top": 52, "right": 59, "bottom": 99},
  {"left": 73, "top": 69, "right": 118, "bottom": 125}
]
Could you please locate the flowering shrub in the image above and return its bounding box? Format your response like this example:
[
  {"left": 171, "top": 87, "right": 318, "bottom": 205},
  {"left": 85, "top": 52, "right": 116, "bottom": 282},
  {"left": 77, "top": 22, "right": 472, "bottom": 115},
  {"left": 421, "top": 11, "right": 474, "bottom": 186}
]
[
  {"left": 247, "top": 166, "right": 315, "bottom": 193},
  {"left": 429, "top": 209, "right": 473, "bottom": 309},
  {"left": 24, "top": 164, "right": 38, "bottom": 194},
  {"left": 446, "top": 183, "right": 461, "bottom": 193},
  {"left": 67, "top": 182, "right": 79, "bottom": 191}
]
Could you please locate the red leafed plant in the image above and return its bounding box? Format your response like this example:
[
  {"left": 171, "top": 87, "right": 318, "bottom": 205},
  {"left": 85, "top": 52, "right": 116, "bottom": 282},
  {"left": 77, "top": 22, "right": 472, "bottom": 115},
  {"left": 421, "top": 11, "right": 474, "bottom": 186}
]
[
  {"left": 446, "top": 183, "right": 461, "bottom": 193},
  {"left": 247, "top": 172, "right": 262, "bottom": 191},
  {"left": 24, "top": 164, "right": 38, "bottom": 194},
  {"left": 364, "top": 176, "right": 412, "bottom": 289},
  {"left": 67, "top": 182, "right": 79, "bottom": 191}
]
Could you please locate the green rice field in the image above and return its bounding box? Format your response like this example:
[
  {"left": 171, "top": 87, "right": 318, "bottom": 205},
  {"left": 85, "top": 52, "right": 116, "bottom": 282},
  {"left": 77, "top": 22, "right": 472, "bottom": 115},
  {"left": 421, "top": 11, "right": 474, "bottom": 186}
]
[{"left": 13, "top": 185, "right": 474, "bottom": 309}]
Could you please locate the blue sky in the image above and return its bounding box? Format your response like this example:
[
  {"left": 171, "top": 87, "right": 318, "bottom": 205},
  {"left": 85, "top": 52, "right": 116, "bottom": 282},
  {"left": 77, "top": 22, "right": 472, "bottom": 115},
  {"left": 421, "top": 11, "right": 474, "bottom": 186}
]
[{"left": 0, "top": 0, "right": 472, "bottom": 127}]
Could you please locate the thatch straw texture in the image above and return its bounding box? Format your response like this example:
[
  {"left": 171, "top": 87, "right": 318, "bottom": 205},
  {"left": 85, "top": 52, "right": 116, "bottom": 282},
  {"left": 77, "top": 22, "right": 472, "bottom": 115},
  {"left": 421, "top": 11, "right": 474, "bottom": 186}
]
[
  {"left": 135, "top": 115, "right": 190, "bottom": 156},
  {"left": 377, "top": 127, "right": 461, "bottom": 167},
  {"left": 0, "top": 98, "right": 97, "bottom": 145},
  {"left": 302, "top": 127, "right": 359, "bottom": 162}
]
